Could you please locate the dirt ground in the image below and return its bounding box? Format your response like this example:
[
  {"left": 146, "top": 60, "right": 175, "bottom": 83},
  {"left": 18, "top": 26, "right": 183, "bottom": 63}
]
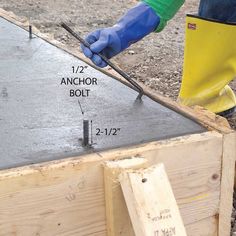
[{"left": 0, "top": 0, "right": 236, "bottom": 234}]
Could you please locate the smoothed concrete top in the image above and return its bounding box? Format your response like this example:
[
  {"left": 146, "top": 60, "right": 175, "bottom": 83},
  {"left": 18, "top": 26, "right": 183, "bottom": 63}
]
[{"left": 0, "top": 17, "right": 205, "bottom": 170}]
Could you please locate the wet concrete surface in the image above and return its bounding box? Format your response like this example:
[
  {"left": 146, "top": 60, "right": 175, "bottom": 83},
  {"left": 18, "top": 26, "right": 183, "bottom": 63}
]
[{"left": 0, "top": 17, "right": 205, "bottom": 170}]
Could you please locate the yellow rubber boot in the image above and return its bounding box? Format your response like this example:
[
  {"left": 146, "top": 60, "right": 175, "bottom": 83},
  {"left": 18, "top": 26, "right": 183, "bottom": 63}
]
[{"left": 179, "top": 15, "right": 236, "bottom": 114}]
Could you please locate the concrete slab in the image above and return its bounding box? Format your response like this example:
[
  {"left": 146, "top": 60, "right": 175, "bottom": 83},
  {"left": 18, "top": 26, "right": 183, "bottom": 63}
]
[{"left": 0, "top": 17, "right": 205, "bottom": 170}]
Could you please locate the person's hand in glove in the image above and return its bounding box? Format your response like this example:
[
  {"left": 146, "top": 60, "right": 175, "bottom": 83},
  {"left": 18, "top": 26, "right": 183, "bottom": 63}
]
[{"left": 81, "top": 0, "right": 184, "bottom": 68}]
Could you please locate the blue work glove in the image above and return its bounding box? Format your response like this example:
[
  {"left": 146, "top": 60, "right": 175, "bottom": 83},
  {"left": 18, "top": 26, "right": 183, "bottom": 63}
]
[{"left": 81, "top": 2, "right": 160, "bottom": 68}]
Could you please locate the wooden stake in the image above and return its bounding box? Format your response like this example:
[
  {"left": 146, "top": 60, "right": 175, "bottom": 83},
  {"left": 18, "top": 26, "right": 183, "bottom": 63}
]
[{"left": 119, "top": 163, "right": 187, "bottom": 236}]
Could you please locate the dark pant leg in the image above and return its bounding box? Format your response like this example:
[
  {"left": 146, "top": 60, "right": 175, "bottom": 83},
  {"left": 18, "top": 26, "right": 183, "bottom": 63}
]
[{"left": 198, "top": 0, "right": 236, "bottom": 22}]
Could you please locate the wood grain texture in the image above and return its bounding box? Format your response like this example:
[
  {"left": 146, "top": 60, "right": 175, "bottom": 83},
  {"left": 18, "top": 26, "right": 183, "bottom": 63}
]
[
  {"left": 104, "top": 158, "right": 147, "bottom": 236},
  {"left": 0, "top": 132, "right": 223, "bottom": 235},
  {"left": 219, "top": 132, "right": 236, "bottom": 236},
  {"left": 119, "top": 163, "right": 187, "bottom": 236},
  {"left": 186, "top": 216, "right": 218, "bottom": 236}
]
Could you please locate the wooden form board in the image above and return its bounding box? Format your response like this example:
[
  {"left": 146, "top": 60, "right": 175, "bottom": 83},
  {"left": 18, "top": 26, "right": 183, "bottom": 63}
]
[
  {"left": 0, "top": 131, "right": 234, "bottom": 235},
  {"left": 219, "top": 132, "right": 236, "bottom": 235}
]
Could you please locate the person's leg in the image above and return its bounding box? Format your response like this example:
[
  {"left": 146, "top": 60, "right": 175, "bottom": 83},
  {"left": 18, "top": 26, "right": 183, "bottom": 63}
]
[
  {"left": 198, "top": 0, "right": 236, "bottom": 22},
  {"left": 178, "top": 13, "right": 236, "bottom": 116},
  {"left": 198, "top": 0, "right": 236, "bottom": 116}
]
